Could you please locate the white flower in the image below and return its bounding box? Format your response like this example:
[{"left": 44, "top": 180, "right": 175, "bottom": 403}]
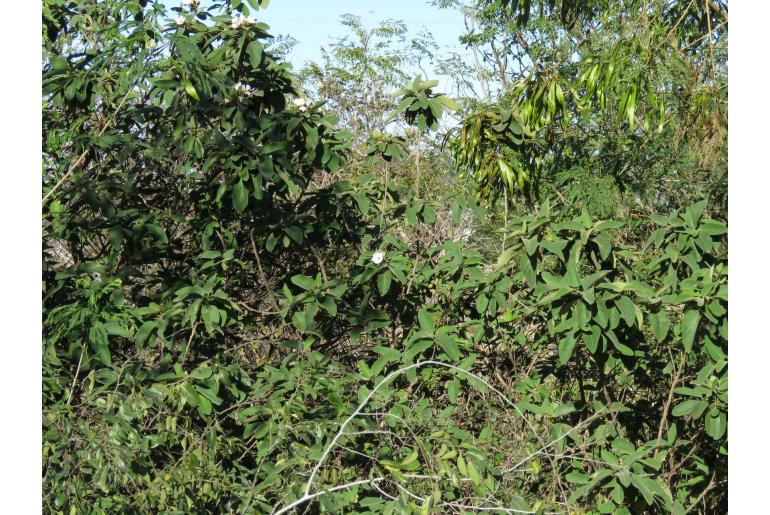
[
  {"left": 233, "top": 82, "right": 252, "bottom": 96},
  {"left": 371, "top": 251, "right": 385, "bottom": 265},
  {"left": 293, "top": 97, "right": 311, "bottom": 112},
  {"left": 231, "top": 14, "right": 255, "bottom": 29},
  {"left": 175, "top": 15, "right": 186, "bottom": 26}
]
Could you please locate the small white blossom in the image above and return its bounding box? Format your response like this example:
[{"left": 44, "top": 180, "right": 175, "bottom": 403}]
[
  {"left": 231, "top": 14, "right": 255, "bottom": 29},
  {"left": 233, "top": 82, "right": 253, "bottom": 96},
  {"left": 175, "top": 15, "right": 186, "bottom": 26},
  {"left": 293, "top": 97, "right": 311, "bottom": 112},
  {"left": 371, "top": 251, "right": 385, "bottom": 265}
]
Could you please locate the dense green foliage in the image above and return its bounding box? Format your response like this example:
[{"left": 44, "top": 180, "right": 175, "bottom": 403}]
[{"left": 43, "top": 0, "right": 726, "bottom": 513}]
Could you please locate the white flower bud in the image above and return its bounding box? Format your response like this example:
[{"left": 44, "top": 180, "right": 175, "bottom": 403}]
[
  {"left": 371, "top": 251, "right": 385, "bottom": 264},
  {"left": 175, "top": 15, "right": 186, "bottom": 26}
]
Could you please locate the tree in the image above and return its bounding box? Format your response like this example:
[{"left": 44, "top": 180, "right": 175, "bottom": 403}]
[
  {"left": 442, "top": 0, "right": 727, "bottom": 214},
  {"left": 390, "top": 76, "right": 459, "bottom": 196},
  {"left": 299, "top": 15, "right": 439, "bottom": 141}
]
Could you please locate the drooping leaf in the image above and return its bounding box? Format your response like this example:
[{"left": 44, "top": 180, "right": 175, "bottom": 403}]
[{"left": 681, "top": 310, "right": 701, "bottom": 352}]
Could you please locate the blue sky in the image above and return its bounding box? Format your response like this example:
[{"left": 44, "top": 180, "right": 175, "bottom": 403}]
[
  {"left": 164, "top": 0, "right": 469, "bottom": 70},
  {"left": 254, "top": 0, "right": 468, "bottom": 68}
]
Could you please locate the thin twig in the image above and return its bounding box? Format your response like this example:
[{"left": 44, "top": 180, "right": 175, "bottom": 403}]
[
  {"left": 687, "top": 473, "right": 716, "bottom": 512},
  {"left": 311, "top": 247, "right": 328, "bottom": 281},
  {"left": 180, "top": 321, "right": 198, "bottom": 364},
  {"left": 666, "top": 0, "right": 695, "bottom": 40},
  {"left": 272, "top": 478, "right": 384, "bottom": 515},
  {"left": 657, "top": 351, "right": 688, "bottom": 443},
  {"left": 66, "top": 345, "right": 85, "bottom": 405},
  {"left": 249, "top": 229, "right": 280, "bottom": 312},
  {"left": 704, "top": 0, "right": 717, "bottom": 81}
]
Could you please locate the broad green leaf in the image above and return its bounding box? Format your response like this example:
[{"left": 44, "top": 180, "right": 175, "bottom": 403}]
[
  {"left": 247, "top": 41, "right": 263, "bottom": 67},
  {"left": 232, "top": 180, "right": 248, "bottom": 213},
  {"left": 566, "top": 471, "right": 590, "bottom": 484},
  {"left": 594, "top": 233, "right": 612, "bottom": 260},
  {"left": 102, "top": 321, "right": 131, "bottom": 338},
  {"left": 437, "top": 95, "right": 460, "bottom": 110},
  {"left": 672, "top": 399, "right": 698, "bottom": 417},
  {"left": 291, "top": 311, "right": 307, "bottom": 332},
  {"left": 196, "top": 386, "right": 223, "bottom": 406},
  {"left": 682, "top": 200, "right": 707, "bottom": 229},
  {"left": 134, "top": 321, "right": 155, "bottom": 349},
  {"left": 94, "top": 342, "right": 112, "bottom": 366},
  {"left": 48, "top": 56, "right": 69, "bottom": 70},
  {"left": 467, "top": 460, "right": 482, "bottom": 486},
  {"left": 377, "top": 270, "right": 392, "bottom": 296},
  {"left": 197, "top": 394, "right": 212, "bottom": 417},
  {"left": 615, "top": 296, "right": 637, "bottom": 327},
  {"left": 418, "top": 308, "right": 435, "bottom": 334},
  {"left": 519, "top": 253, "right": 536, "bottom": 287},
  {"left": 436, "top": 328, "right": 461, "bottom": 360},
  {"left": 558, "top": 332, "right": 577, "bottom": 364},
  {"left": 447, "top": 380, "right": 459, "bottom": 404},
  {"left": 650, "top": 311, "right": 671, "bottom": 342},
  {"left": 183, "top": 80, "right": 200, "bottom": 101},
  {"left": 355, "top": 192, "right": 370, "bottom": 215},
  {"left": 681, "top": 309, "right": 700, "bottom": 352},
  {"left": 290, "top": 274, "right": 316, "bottom": 291},
  {"left": 403, "top": 340, "right": 432, "bottom": 362},
  {"left": 284, "top": 226, "right": 304, "bottom": 244},
  {"left": 705, "top": 410, "right": 726, "bottom": 439},
  {"left": 457, "top": 455, "right": 468, "bottom": 477},
  {"left": 583, "top": 325, "right": 601, "bottom": 354}
]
